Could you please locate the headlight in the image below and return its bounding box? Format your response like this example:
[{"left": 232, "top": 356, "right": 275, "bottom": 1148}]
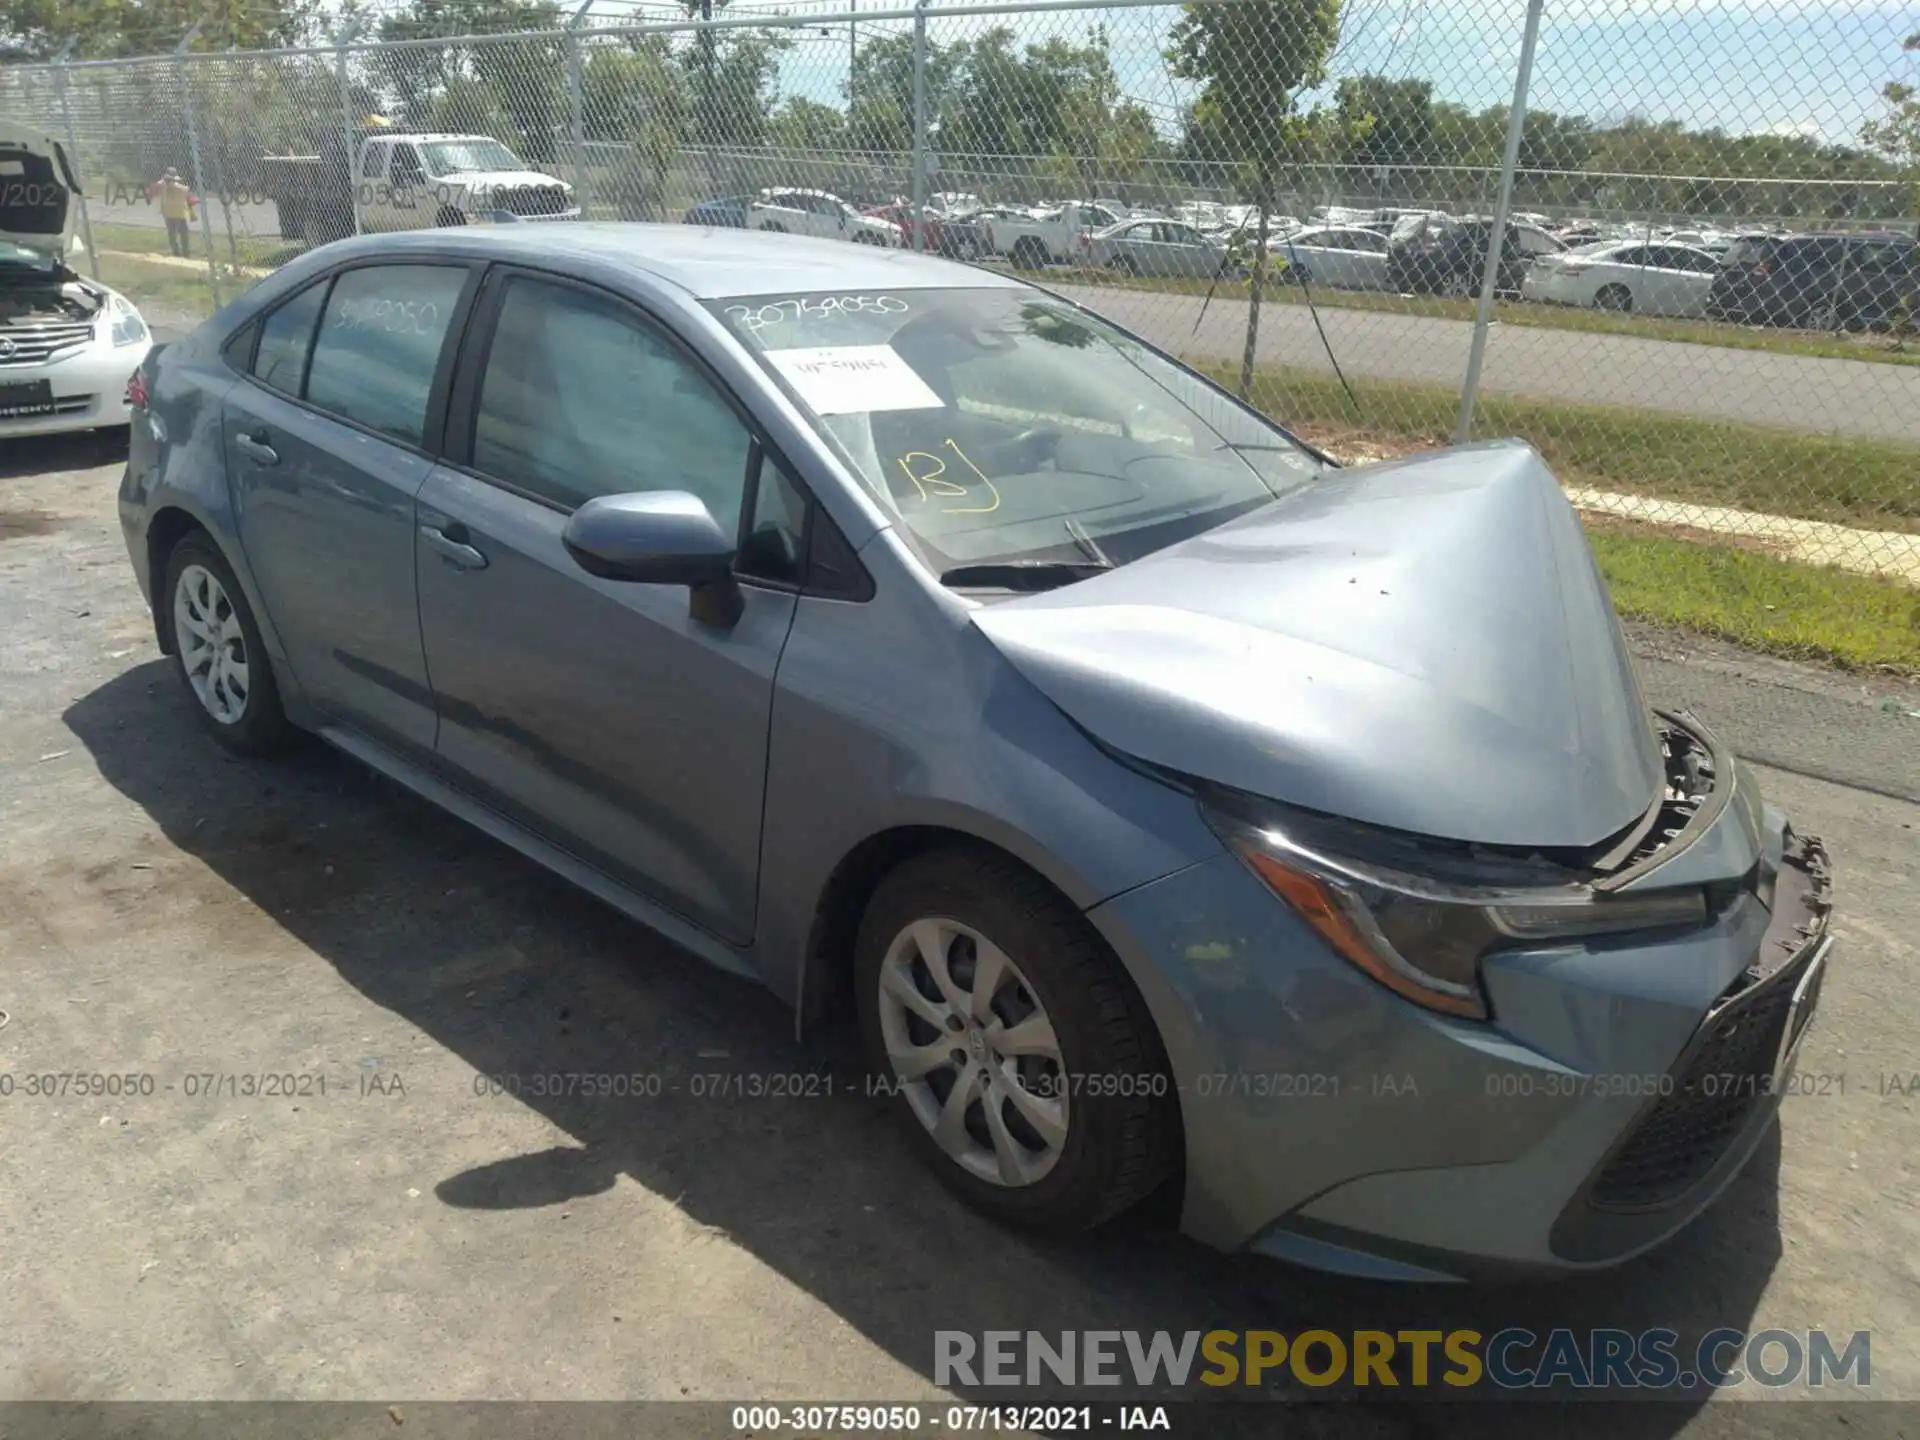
[
  {"left": 109, "top": 297, "right": 148, "bottom": 348},
  {"left": 1202, "top": 794, "right": 1707, "bottom": 1020}
]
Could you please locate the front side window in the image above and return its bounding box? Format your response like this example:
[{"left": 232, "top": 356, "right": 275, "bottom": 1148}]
[
  {"left": 711, "top": 288, "right": 1323, "bottom": 577},
  {"left": 251, "top": 279, "right": 328, "bottom": 395},
  {"left": 472, "top": 275, "right": 754, "bottom": 521},
  {"left": 305, "top": 264, "right": 467, "bottom": 446}
]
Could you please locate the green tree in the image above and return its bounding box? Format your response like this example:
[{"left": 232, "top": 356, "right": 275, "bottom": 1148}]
[
  {"left": 1168, "top": 0, "right": 1342, "bottom": 396},
  {"left": 0, "top": 0, "right": 318, "bottom": 60},
  {"left": 1863, "top": 32, "right": 1920, "bottom": 215},
  {"left": 1335, "top": 74, "right": 1432, "bottom": 171},
  {"left": 768, "top": 95, "right": 848, "bottom": 152},
  {"left": 848, "top": 30, "right": 958, "bottom": 154},
  {"left": 579, "top": 38, "right": 689, "bottom": 217},
  {"left": 371, "top": 0, "right": 565, "bottom": 161}
]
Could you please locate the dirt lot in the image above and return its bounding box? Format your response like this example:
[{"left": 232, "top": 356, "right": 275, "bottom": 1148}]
[{"left": 2, "top": 434, "right": 1918, "bottom": 1436}]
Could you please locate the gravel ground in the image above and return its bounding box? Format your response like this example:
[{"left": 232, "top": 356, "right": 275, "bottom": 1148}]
[{"left": 1, "top": 434, "right": 1916, "bottom": 1438}]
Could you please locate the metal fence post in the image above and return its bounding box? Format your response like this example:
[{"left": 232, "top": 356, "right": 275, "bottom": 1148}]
[
  {"left": 175, "top": 23, "right": 223, "bottom": 309},
  {"left": 337, "top": 26, "right": 361, "bottom": 238},
  {"left": 52, "top": 43, "right": 101, "bottom": 282},
  {"left": 1454, "top": 0, "right": 1546, "bottom": 445},
  {"left": 567, "top": 0, "right": 594, "bottom": 218},
  {"left": 910, "top": 0, "right": 929, "bottom": 250}
]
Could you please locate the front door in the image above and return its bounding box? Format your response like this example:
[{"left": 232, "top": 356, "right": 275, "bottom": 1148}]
[
  {"left": 415, "top": 269, "right": 805, "bottom": 943},
  {"left": 224, "top": 260, "right": 475, "bottom": 754}
]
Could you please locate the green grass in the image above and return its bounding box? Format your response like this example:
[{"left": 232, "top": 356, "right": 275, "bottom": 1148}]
[
  {"left": 90, "top": 220, "right": 300, "bottom": 271},
  {"left": 1589, "top": 525, "right": 1920, "bottom": 672},
  {"left": 94, "top": 254, "right": 226, "bottom": 326},
  {"left": 1037, "top": 264, "right": 1920, "bottom": 369},
  {"left": 1192, "top": 358, "right": 1920, "bottom": 533}
]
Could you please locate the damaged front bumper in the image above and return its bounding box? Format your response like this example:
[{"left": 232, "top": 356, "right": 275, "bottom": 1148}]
[{"left": 1087, "top": 712, "right": 1835, "bottom": 1277}]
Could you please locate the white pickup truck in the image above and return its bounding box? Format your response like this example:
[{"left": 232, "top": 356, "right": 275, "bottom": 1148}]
[
  {"left": 261, "top": 129, "right": 579, "bottom": 247},
  {"left": 982, "top": 201, "right": 1125, "bottom": 268}
]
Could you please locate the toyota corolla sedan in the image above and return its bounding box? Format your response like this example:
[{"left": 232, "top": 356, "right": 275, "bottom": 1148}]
[
  {"left": 2, "top": 124, "right": 152, "bottom": 438},
  {"left": 119, "top": 225, "right": 1832, "bottom": 1279}
]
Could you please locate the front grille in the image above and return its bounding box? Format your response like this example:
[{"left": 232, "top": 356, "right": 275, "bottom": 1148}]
[
  {"left": 1586, "top": 834, "right": 1830, "bottom": 1213},
  {"left": 0, "top": 322, "right": 95, "bottom": 365},
  {"left": 1588, "top": 972, "right": 1798, "bottom": 1210},
  {"left": 497, "top": 185, "right": 570, "bottom": 218},
  {"left": 0, "top": 395, "right": 93, "bottom": 421}
]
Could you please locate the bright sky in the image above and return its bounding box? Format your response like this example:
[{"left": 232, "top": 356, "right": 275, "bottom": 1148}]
[{"left": 728, "top": 0, "right": 1913, "bottom": 150}]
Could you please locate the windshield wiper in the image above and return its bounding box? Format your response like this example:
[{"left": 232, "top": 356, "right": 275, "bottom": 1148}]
[{"left": 939, "top": 559, "right": 1111, "bottom": 592}]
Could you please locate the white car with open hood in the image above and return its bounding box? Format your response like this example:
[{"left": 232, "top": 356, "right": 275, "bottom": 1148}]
[{"left": 0, "top": 124, "right": 152, "bottom": 439}]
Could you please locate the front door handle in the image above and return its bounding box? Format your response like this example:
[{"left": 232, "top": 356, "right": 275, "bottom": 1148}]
[
  {"left": 235, "top": 430, "right": 279, "bottom": 466},
  {"left": 419, "top": 523, "right": 489, "bottom": 571}
]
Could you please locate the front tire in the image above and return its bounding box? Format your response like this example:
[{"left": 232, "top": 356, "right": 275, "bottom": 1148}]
[
  {"left": 855, "top": 846, "right": 1179, "bottom": 1233},
  {"left": 163, "top": 532, "right": 301, "bottom": 756},
  {"left": 1595, "top": 283, "right": 1633, "bottom": 312}
]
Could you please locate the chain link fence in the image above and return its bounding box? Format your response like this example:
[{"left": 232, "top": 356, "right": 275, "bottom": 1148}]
[{"left": 4, "top": 0, "right": 1917, "bottom": 587}]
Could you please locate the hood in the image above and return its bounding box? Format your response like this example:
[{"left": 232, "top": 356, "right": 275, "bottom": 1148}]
[
  {"left": 455, "top": 170, "right": 568, "bottom": 190},
  {"left": 971, "top": 441, "right": 1664, "bottom": 851},
  {"left": 0, "top": 124, "right": 82, "bottom": 262}
]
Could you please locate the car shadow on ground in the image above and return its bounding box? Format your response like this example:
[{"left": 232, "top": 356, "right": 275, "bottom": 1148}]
[
  {"left": 0, "top": 431, "right": 126, "bottom": 482},
  {"left": 65, "top": 661, "right": 1794, "bottom": 1437}
]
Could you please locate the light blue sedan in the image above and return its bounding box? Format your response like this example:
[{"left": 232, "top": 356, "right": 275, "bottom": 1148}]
[{"left": 119, "top": 226, "right": 1832, "bottom": 1277}]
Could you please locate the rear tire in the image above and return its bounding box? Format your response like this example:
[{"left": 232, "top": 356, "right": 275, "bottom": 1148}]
[
  {"left": 1011, "top": 237, "right": 1048, "bottom": 270},
  {"left": 760, "top": 221, "right": 786, "bottom": 234},
  {"left": 855, "top": 845, "right": 1180, "bottom": 1234},
  {"left": 1595, "top": 284, "right": 1633, "bottom": 312},
  {"left": 162, "top": 532, "right": 302, "bottom": 756}
]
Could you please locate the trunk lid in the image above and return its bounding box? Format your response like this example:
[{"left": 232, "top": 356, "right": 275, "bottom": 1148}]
[{"left": 971, "top": 440, "right": 1665, "bottom": 850}]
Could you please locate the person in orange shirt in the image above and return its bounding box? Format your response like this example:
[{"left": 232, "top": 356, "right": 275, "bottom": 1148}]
[{"left": 142, "top": 168, "right": 199, "bottom": 257}]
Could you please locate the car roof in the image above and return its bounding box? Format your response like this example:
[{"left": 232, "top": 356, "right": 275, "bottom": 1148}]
[{"left": 311, "top": 223, "right": 1028, "bottom": 299}]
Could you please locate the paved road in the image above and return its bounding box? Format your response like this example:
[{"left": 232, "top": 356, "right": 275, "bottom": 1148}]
[
  {"left": 1057, "top": 283, "right": 1920, "bottom": 445},
  {"left": 2, "top": 435, "right": 1917, "bottom": 1432},
  {"left": 99, "top": 196, "right": 1920, "bottom": 444}
]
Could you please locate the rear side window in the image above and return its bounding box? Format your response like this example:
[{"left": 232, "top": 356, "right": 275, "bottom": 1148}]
[
  {"left": 305, "top": 264, "right": 467, "bottom": 446},
  {"left": 251, "top": 281, "right": 327, "bottom": 395}
]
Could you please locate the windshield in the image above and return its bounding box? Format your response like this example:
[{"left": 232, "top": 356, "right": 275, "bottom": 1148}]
[
  {"left": 421, "top": 139, "right": 524, "bottom": 176},
  {"left": 711, "top": 287, "right": 1324, "bottom": 575},
  {"left": 0, "top": 239, "right": 58, "bottom": 273}
]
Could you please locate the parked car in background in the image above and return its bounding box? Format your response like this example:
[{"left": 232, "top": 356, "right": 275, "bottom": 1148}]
[
  {"left": 121, "top": 224, "right": 1835, "bottom": 1278},
  {"left": 1706, "top": 232, "right": 1919, "bottom": 331},
  {"left": 261, "top": 127, "right": 578, "bottom": 247},
  {"left": 1275, "top": 226, "right": 1392, "bottom": 290},
  {"left": 1387, "top": 213, "right": 1564, "bottom": 297},
  {"left": 684, "top": 195, "right": 751, "bottom": 228},
  {"left": 985, "top": 201, "right": 1124, "bottom": 267},
  {"left": 0, "top": 126, "right": 152, "bottom": 439},
  {"left": 1521, "top": 241, "right": 1722, "bottom": 317},
  {"left": 1086, "top": 218, "right": 1233, "bottom": 278},
  {"left": 750, "top": 187, "right": 902, "bottom": 246},
  {"left": 943, "top": 205, "right": 1032, "bottom": 259},
  {"left": 863, "top": 201, "right": 979, "bottom": 259}
]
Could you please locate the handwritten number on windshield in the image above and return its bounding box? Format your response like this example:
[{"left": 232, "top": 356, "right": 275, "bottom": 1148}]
[{"left": 896, "top": 438, "right": 1001, "bottom": 515}]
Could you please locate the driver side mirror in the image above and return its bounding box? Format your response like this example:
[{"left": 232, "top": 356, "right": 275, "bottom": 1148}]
[{"left": 562, "top": 491, "right": 742, "bottom": 626}]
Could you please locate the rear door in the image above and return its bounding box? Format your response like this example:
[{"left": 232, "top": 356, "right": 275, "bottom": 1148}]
[
  {"left": 222, "top": 259, "right": 478, "bottom": 755},
  {"left": 414, "top": 267, "right": 805, "bottom": 942}
]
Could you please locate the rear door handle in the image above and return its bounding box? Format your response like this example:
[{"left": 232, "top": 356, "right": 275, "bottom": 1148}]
[
  {"left": 419, "top": 522, "right": 489, "bottom": 571},
  {"left": 235, "top": 430, "right": 279, "bottom": 466}
]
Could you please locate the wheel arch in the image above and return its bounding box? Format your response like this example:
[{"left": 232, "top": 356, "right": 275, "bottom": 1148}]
[{"left": 143, "top": 505, "right": 294, "bottom": 686}]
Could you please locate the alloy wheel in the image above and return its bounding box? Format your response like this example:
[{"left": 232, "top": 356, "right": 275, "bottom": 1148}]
[
  {"left": 173, "top": 563, "right": 250, "bottom": 725},
  {"left": 876, "top": 916, "right": 1069, "bottom": 1187}
]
